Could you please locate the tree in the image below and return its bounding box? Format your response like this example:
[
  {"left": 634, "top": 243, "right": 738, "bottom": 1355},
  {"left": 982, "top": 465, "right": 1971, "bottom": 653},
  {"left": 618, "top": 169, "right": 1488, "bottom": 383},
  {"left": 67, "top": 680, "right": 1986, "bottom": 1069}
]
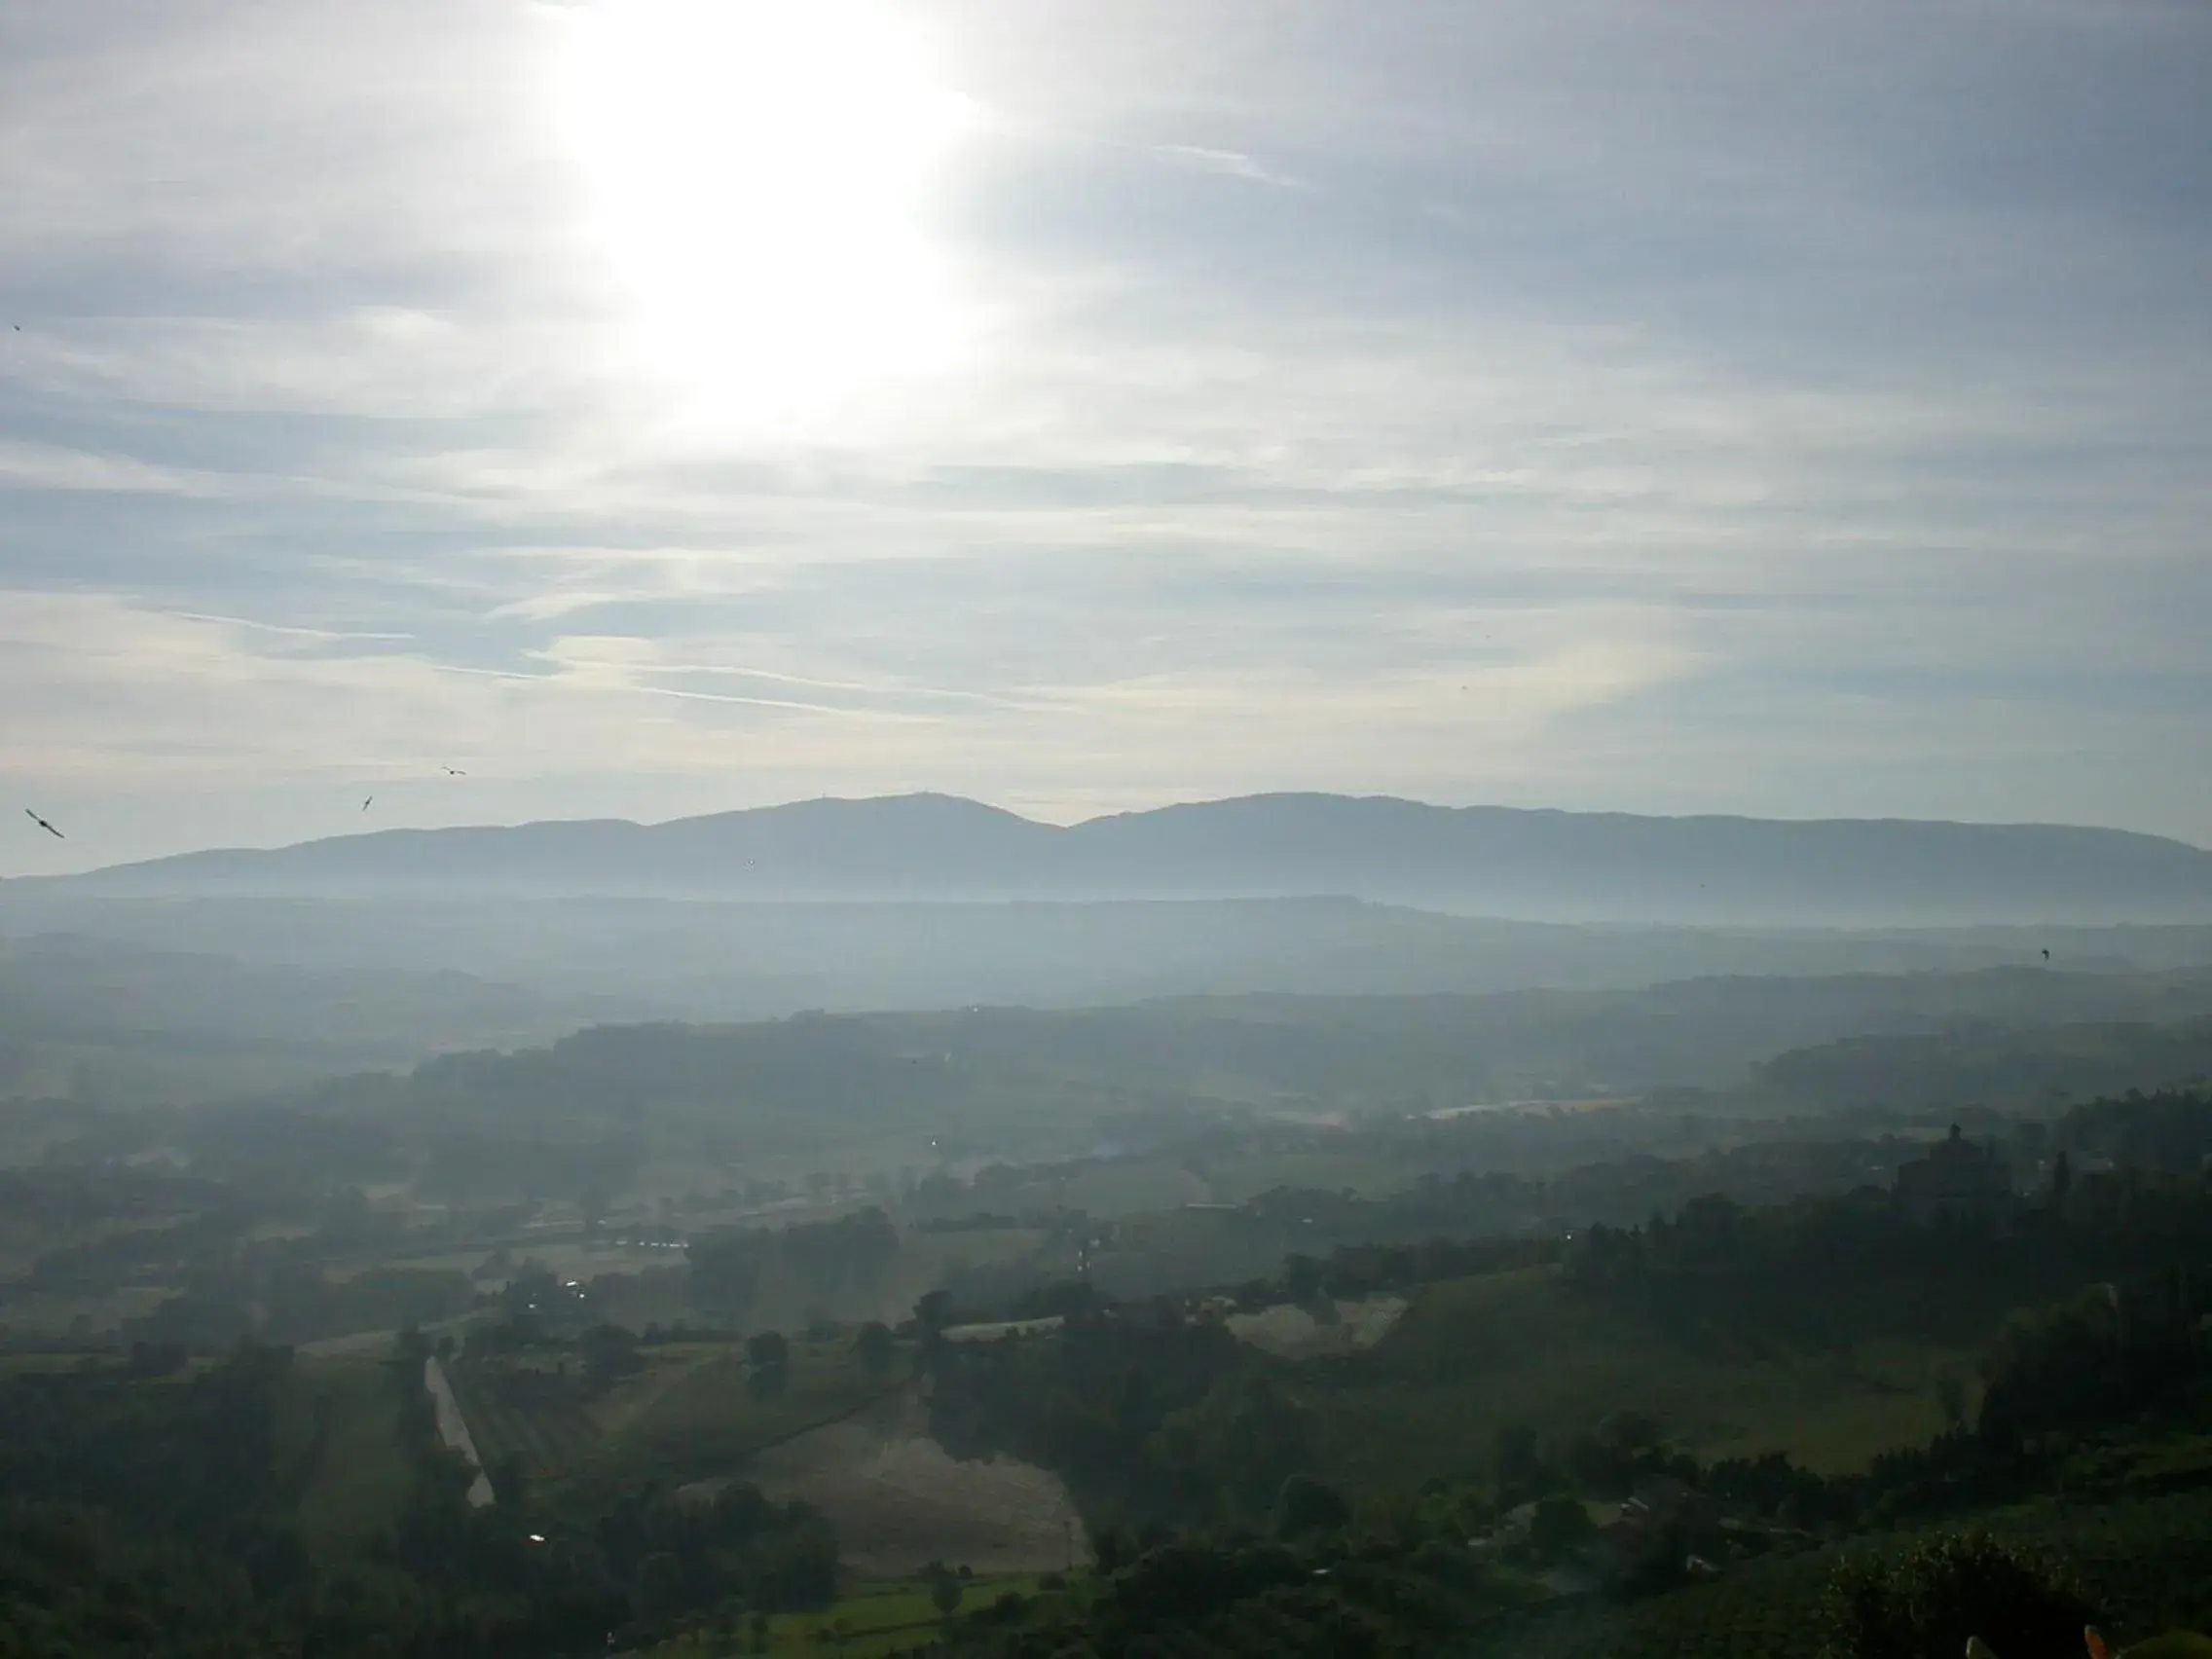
[
  {"left": 1272, "top": 1474, "right": 1351, "bottom": 1539},
  {"left": 926, "top": 1561, "right": 965, "bottom": 1620},
  {"left": 856, "top": 1321, "right": 896, "bottom": 1380}
]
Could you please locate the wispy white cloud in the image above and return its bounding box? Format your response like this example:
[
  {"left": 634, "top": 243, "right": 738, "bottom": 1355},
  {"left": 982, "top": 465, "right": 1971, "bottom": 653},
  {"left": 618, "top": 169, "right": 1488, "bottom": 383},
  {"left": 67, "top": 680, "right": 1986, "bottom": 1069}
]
[
  {"left": 1151, "top": 144, "right": 1303, "bottom": 189},
  {"left": 0, "top": 0, "right": 2207, "bottom": 859},
  {"left": 166, "top": 611, "right": 417, "bottom": 645},
  {"left": 0, "top": 439, "right": 219, "bottom": 497}
]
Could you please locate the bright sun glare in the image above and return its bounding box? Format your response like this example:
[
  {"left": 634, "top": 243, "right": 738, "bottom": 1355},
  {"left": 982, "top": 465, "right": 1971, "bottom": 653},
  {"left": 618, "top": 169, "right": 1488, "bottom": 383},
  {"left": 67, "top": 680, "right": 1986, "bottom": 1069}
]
[{"left": 552, "top": 0, "right": 973, "bottom": 424}]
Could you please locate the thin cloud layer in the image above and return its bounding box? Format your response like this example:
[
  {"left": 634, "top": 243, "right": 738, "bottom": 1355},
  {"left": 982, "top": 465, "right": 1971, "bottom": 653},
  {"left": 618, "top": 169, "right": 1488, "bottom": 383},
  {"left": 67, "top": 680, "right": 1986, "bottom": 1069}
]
[{"left": 1, "top": 0, "right": 2207, "bottom": 870}]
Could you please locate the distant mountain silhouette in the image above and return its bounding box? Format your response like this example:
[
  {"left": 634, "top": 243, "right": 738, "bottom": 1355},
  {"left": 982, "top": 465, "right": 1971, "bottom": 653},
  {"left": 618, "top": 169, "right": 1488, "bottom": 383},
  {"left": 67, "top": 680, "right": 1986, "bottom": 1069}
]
[{"left": 23, "top": 793, "right": 2212, "bottom": 924}]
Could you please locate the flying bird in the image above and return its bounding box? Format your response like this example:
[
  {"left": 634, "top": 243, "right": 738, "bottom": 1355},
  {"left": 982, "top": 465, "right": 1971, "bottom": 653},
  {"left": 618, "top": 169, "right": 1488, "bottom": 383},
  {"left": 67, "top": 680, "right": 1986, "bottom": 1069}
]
[
  {"left": 441, "top": 765, "right": 466, "bottom": 776},
  {"left": 361, "top": 795, "right": 375, "bottom": 812},
  {"left": 2042, "top": 948, "right": 2051, "bottom": 962},
  {"left": 23, "top": 808, "right": 62, "bottom": 839}
]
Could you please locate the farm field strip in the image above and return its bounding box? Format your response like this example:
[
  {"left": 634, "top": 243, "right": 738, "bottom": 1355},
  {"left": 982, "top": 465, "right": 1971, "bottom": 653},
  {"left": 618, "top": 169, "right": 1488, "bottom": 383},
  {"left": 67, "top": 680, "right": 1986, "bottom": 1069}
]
[{"left": 446, "top": 1365, "right": 601, "bottom": 1478}]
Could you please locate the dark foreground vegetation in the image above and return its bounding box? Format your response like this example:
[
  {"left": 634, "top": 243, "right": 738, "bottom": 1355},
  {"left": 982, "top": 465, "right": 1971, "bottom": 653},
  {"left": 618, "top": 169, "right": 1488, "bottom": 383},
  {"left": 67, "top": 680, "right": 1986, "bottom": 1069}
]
[{"left": 0, "top": 1327, "right": 839, "bottom": 1658}]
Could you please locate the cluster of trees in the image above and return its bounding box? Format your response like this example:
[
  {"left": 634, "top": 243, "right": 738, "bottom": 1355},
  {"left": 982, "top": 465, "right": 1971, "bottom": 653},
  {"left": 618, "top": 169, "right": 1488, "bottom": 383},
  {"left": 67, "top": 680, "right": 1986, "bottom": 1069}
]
[
  {"left": 267, "top": 1263, "right": 476, "bottom": 1345},
  {"left": 1236, "top": 1131, "right": 1935, "bottom": 1259},
  {"left": 1980, "top": 1272, "right": 2203, "bottom": 1443},
  {"left": 1564, "top": 1187, "right": 2138, "bottom": 1346},
  {"left": 105, "top": 1262, "right": 479, "bottom": 1353},
  {"left": 0, "top": 1160, "right": 224, "bottom": 1243},
  {"left": 27, "top": 1203, "right": 252, "bottom": 1294},
  {"left": 561, "top": 1478, "right": 838, "bottom": 1640},
  {"left": 2063, "top": 1087, "right": 2212, "bottom": 1174}
]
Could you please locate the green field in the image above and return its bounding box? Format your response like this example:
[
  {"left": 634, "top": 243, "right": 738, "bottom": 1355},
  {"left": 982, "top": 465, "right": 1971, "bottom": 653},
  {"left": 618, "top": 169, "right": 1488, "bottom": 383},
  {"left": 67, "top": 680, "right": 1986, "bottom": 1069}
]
[
  {"left": 607, "top": 1345, "right": 901, "bottom": 1477},
  {"left": 448, "top": 1357, "right": 604, "bottom": 1482},
  {"left": 287, "top": 1357, "right": 418, "bottom": 1548},
  {"left": 448, "top": 1338, "right": 913, "bottom": 1500},
  {"left": 1300, "top": 1266, "right": 1982, "bottom": 1491}
]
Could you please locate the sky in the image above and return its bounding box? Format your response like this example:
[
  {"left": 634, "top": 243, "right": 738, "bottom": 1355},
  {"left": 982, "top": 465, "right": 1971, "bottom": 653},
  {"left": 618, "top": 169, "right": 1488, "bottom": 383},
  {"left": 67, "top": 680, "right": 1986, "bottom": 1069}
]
[{"left": 2, "top": 0, "right": 2209, "bottom": 872}]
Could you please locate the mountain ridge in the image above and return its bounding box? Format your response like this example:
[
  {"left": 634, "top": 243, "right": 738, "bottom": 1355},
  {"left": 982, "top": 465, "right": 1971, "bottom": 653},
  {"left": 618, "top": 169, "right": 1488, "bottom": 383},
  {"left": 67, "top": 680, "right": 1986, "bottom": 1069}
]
[{"left": 18, "top": 791, "right": 2212, "bottom": 925}]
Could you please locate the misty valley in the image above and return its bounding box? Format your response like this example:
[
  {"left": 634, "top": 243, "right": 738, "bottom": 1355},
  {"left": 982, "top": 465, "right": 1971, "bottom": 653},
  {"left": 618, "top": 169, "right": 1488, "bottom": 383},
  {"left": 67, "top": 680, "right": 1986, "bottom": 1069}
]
[{"left": 4, "top": 799, "right": 2212, "bottom": 1657}]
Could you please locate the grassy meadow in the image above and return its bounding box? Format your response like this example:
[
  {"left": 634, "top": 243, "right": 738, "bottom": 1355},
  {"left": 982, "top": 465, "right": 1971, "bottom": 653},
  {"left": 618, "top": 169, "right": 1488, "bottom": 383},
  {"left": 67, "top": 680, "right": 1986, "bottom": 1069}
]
[{"left": 1299, "top": 1265, "right": 1985, "bottom": 1489}]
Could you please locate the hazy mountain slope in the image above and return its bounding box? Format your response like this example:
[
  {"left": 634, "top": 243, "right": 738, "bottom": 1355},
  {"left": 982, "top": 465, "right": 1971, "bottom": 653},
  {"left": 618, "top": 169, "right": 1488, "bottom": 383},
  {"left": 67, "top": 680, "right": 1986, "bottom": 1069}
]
[
  {"left": 5, "top": 895, "right": 2211, "bottom": 1020},
  {"left": 24, "top": 793, "right": 2212, "bottom": 924},
  {"left": 0, "top": 934, "right": 622, "bottom": 1104},
  {"left": 268, "top": 966, "right": 2212, "bottom": 1168},
  {"left": 1757, "top": 1016, "right": 2212, "bottom": 1112}
]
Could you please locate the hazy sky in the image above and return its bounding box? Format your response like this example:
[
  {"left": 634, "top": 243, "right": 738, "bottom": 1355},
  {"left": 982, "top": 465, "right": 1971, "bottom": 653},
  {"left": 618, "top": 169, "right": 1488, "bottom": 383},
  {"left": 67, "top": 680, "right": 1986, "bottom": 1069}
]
[{"left": 3, "top": 0, "right": 2209, "bottom": 870}]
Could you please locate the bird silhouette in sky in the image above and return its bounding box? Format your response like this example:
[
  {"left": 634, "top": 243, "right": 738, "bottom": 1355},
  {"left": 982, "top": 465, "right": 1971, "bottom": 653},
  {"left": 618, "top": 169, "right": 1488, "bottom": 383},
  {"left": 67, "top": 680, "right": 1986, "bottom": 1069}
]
[
  {"left": 2043, "top": 948, "right": 2051, "bottom": 962},
  {"left": 23, "top": 808, "right": 62, "bottom": 839},
  {"left": 361, "top": 795, "right": 375, "bottom": 813},
  {"left": 442, "top": 765, "right": 466, "bottom": 776}
]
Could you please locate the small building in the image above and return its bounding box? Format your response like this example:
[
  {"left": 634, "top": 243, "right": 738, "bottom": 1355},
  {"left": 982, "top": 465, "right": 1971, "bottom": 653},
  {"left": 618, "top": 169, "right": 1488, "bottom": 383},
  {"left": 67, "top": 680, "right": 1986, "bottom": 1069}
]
[{"left": 1895, "top": 1124, "right": 2012, "bottom": 1224}]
